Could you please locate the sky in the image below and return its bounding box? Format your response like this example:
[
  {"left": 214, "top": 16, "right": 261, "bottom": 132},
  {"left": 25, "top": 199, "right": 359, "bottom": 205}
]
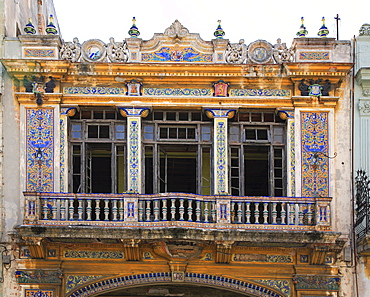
[{"left": 53, "top": 0, "right": 369, "bottom": 47}]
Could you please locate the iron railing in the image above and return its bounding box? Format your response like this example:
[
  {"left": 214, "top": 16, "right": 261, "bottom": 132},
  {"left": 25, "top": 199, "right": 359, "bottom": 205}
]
[{"left": 355, "top": 170, "right": 370, "bottom": 240}]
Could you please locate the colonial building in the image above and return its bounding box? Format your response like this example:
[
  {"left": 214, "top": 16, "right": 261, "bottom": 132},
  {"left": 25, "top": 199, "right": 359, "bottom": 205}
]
[
  {"left": 354, "top": 23, "right": 370, "bottom": 297},
  {"left": 0, "top": 2, "right": 355, "bottom": 296}
]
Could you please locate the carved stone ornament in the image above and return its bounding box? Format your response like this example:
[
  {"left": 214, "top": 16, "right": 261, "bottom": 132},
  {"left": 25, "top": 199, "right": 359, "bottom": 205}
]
[
  {"left": 247, "top": 40, "right": 273, "bottom": 64},
  {"left": 225, "top": 39, "right": 247, "bottom": 64},
  {"left": 81, "top": 39, "right": 107, "bottom": 62},
  {"left": 60, "top": 37, "right": 81, "bottom": 62},
  {"left": 359, "top": 100, "right": 370, "bottom": 115},
  {"left": 273, "top": 38, "right": 294, "bottom": 63},
  {"left": 359, "top": 23, "right": 370, "bottom": 36},
  {"left": 363, "top": 89, "right": 370, "bottom": 97},
  {"left": 107, "top": 37, "right": 129, "bottom": 63},
  {"left": 164, "top": 20, "right": 189, "bottom": 39}
]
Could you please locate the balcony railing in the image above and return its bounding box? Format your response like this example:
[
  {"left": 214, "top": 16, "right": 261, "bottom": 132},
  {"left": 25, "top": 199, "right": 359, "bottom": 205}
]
[{"left": 23, "top": 192, "right": 332, "bottom": 231}]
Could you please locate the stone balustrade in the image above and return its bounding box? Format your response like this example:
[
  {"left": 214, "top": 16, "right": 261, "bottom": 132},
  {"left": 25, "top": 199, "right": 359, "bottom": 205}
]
[{"left": 23, "top": 192, "right": 332, "bottom": 231}]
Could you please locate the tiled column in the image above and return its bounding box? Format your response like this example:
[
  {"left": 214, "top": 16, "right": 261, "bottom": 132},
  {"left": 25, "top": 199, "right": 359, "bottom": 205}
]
[
  {"left": 60, "top": 107, "right": 77, "bottom": 193},
  {"left": 119, "top": 108, "right": 149, "bottom": 193},
  {"left": 277, "top": 110, "right": 295, "bottom": 197},
  {"left": 205, "top": 109, "right": 235, "bottom": 195}
]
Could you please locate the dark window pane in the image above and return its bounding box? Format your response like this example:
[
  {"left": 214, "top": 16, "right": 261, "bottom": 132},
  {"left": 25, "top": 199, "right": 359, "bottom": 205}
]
[
  {"left": 257, "top": 129, "right": 268, "bottom": 140},
  {"left": 160, "top": 128, "right": 167, "bottom": 138},
  {"left": 88, "top": 126, "right": 98, "bottom": 138},
  {"left": 169, "top": 127, "right": 177, "bottom": 138},
  {"left": 105, "top": 111, "right": 116, "bottom": 119},
  {"left": 94, "top": 111, "right": 103, "bottom": 119},
  {"left": 192, "top": 112, "right": 201, "bottom": 121},
  {"left": 143, "top": 125, "right": 154, "bottom": 141},
  {"left": 178, "top": 128, "right": 186, "bottom": 139},
  {"left": 245, "top": 129, "right": 255, "bottom": 140},
  {"left": 154, "top": 112, "right": 163, "bottom": 120},
  {"left": 167, "top": 112, "right": 176, "bottom": 121},
  {"left": 264, "top": 113, "right": 274, "bottom": 122},
  {"left": 179, "top": 112, "right": 188, "bottom": 121},
  {"left": 99, "top": 126, "right": 110, "bottom": 138},
  {"left": 188, "top": 128, "right": 195, "bottom": 139},
  {"left": 239, "top": 113, "right": 250, "bottom": 122},
  {"left": 81, "top": 110, "right": 92, "bottom": 119},
  {"left": 251, "top": 113, "right": 262, "bottom": 122}
]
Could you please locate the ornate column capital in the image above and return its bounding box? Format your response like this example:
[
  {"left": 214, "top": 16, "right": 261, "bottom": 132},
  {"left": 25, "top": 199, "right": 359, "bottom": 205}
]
[
  {"left": 204, "top": 109, "right": 235, "bottom": 119},
  {"left": 118, "top": 107, "right": 149, "bottom": 117}
]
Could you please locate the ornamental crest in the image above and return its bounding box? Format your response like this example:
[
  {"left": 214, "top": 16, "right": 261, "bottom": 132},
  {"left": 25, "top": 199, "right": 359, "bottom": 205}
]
[
  {"left": 309, "top": 84, "right": 322, "bottom": 97},
  {"left": 164, "top": 20, "right": 189, "bottom": 39},
  {"left": 125, "top": 79, "right": 142, "bottom": 96},
  {"left": 141, "top": 45, "right": 212, "bottom": 62},
  {"left": 248, "top": 40, "right": 273, "bottom": 64},
  {"left": 213, "top": 80, "right": 229, "bottom": 97}
]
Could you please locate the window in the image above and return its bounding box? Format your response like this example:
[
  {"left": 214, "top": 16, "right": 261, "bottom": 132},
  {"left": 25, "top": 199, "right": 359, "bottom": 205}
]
[
  {"left": 229, "top": 110, "right": 286, "bottom": 197},
  {"left": 69, "top": 109, "right": 126, "bottom": 193},
  {"left": 143, "top": 110, "right": 212, "bottom": 195}
]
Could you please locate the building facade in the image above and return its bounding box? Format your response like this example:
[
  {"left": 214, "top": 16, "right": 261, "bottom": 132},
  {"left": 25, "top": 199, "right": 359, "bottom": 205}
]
[
  {"left": 0, "top": 3, "right": 355, "bottom": 297},
  {"left": 354, "top": 23, "right": 370, "bottom": 297}
]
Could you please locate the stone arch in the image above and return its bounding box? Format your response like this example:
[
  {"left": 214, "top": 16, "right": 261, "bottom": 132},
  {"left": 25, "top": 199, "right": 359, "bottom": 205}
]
[{"left": 66, "top": 272, "right": 288, "bottom": 297}]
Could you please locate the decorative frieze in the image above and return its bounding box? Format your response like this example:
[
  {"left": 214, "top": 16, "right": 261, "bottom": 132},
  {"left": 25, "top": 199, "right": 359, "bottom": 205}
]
[
  {"left": 141, "top": 46, "right": 213, "bottom": 62},
  {"left": 25, "top": 289, "right": 54, "bottom": 297},
  {"left": 63, "top": 250, "right": 124, "bottom": 259},
  {"left": 293, "top": 275, "right": 340, "bottom": 291},
  {"left": 144, "top": 88, "right": 212, "bottom": 96},
  {"left": 23, "top": 48, "right": 57, "bottom": 59},
  {"left": 66, "top": 275, "right": 103, "bottom": 293},
  {"left": 254, "top": 279, "right": 291, "bottom": 297},
  {"left": 232, "top": 254, "right": 293, "bottom": 263},
  {"left": 15, "top": 269, "right": 62, "bottom": 284},
  {"left": 63, "top": 87, "right": 125, "bottom": 95},
  {"left": 359, "top": 100, "right": 370, "bottom": 115},
  {"left": 230, "top": 89, "right": 291, "bottom": 97},
  {"left": 299, "top": 51, "right": 330, "bottom": 60}
]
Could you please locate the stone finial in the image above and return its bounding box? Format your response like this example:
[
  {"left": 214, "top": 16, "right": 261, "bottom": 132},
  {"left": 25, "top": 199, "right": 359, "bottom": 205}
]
[
  {"left": 359, "top": 23, "right": 370, "bottom": 36},
  {"left": 317, "top": 17, "right": 329, "bottom": 37},
  {"left": 128, "top": 17, "right": 140, "bottom": 38},
  {"left": 296, "top": 17, "right": 308, "bottom": 37},
  {"left": 24, "top": 18, "right": 36, "bottom": 35},
  {"left": 214, "top": 20, "right": 225, "bottom": 39},
  {"left": 45, "top": 15, "right": 58, "bottom": 35}
]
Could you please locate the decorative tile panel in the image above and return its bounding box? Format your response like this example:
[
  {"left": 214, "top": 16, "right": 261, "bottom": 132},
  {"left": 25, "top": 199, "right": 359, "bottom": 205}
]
[
  {"left": 25, "top": 289, "right": 54, "bottom": 297},
  {"left": 233, "top": 254, "right": 293, "bottom": 263},
  {"left": 26, "top": 108, "right": 54, "bottom": 192},
  {"left": 230, "top": 89, "right": 291, "bottom": 97},
  {"left": 127, "top": 118, "right": 140, "bottom": 193},
  {"left": 66, "top": 275, "right": 103, "bottom": 293},
  {"left": 63, "top": 250, "right": 124, "bottom": 259},
  {"left": 293, "top": 275, "right": 340, "bottom": 290},
  {"left": 301, "top": 112, "right": 329, "bottom": 197},
  {"left": 254, "top": 279, "right": 291, "bottom": 297},
  {"left": 299, "top": 51, "right": 330, "bottom": 60},
  {"left": 141, "top": 46, "right": 212, "bottom": 62},
  {"left": 215, "top": 118, "right": 228, "bottom": 194},
  {"left": 289, "top": 120, "right": 296, "bottom": 196},
  {"left": 16, "top": 270, "right": 62, "bottom": 284},
  {"left": 63, "top": 87, "right": 126, "bottom": 95},
  {"left": 24, "top": 48, "right": 56, "bottom": 58},
  {"left": 143, "top": 88, "right": 212, "bottom": 96}
]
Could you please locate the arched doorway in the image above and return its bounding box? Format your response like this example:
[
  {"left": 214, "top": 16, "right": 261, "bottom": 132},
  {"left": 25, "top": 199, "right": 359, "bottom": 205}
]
[{"left": 66, "top": 272, "right": 287, "bottom": 297}]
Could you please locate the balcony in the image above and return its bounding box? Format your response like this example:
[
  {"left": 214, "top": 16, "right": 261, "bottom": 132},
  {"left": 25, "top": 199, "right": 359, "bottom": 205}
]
[{"left": 22, "top": 192, "right": 332, "bottom": 231}]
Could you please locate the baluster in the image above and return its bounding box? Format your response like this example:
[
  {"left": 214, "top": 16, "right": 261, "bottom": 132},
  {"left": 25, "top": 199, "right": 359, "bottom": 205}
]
[
  {"left": 263, "top": 202, "right": 268, "bottom": 224},
  {"left": 188, "top": 199, "right": 193, "bottom": 222},
  {"left": 69, "top": 198, "right": 74, "bottom": 220},
  {"left": 307, "top": 203, "right": 313, "bottom": 225},
  {"left": 162, "top": 198, "right": 167, "bottom": 221},
  {"left": 204, "top": 202, "right": 209, "bottom": 223},
  {"left": 237, "top": 202, "right": 242, "bottom": 223},
  {"left": 254, "top": 202, "right": 260, "bottom": 224},
  {"left": 170, "top": 198, "right": 176, "bottom": 221},
  {"left": 43, "top": 199, "right": 48, "bottom": 220},
  {"left": 231, "top": 201, "right": 235, "bottom": 223},
  {"left": 289, "top": 203, "right": 295, "bottom": 225},
  {"left": 95, "top": 199, "right": 101, "bottom": 221},
  {"left": 112, "top": 199, "right": 118, "bottom": 221},
  {"left": 154, "top": 199, "right": 160, "bottom": 221},
  {"left": 52, "top": 199, "right": 57, "bottom": 220},
  {"left": 179, "top": 198, "right": 185, "bottom": 221},
  {"left": 138, "top": 200, "right": 144, "bottom": 222},
  {"left": 60, "top": 198, "right": 66, "bottom": 220},
  {"left": 86, "top": 199, "right": 92, "bottom": 221},
  {"left": 245, "top": 202, "right": 251, "bottom": 224},
  {"left": 281, "top": 202, "right": 286, "bottom": 225},
  {"left": 119, "top": 199, "right": 124, "bottom": 221},
  {"left": 196, "top": 200, "right": 201, "bottom": 222},
  {"left": 211, "top": 201, "right": 216, "bottom": 223},
  {"left": 146, "top": 200, "right": 151, "bottom": 222},
  {"left": 272, "top": 202, "right": 277, "bottom": 224},
  {"left": 104, "top": 199, "right": 109, "bottom": 221},
  {"left": 298, "top": 204, "right": 304, "bottom": 225},
  {"left": 78, "top": 198, "right": 83, "bottom": 221}
]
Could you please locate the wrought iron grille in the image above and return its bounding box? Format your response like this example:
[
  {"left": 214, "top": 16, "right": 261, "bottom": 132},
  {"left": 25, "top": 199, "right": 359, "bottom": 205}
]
[{"left": 355, "top": 170, "right": 370, "bottom": 240}]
